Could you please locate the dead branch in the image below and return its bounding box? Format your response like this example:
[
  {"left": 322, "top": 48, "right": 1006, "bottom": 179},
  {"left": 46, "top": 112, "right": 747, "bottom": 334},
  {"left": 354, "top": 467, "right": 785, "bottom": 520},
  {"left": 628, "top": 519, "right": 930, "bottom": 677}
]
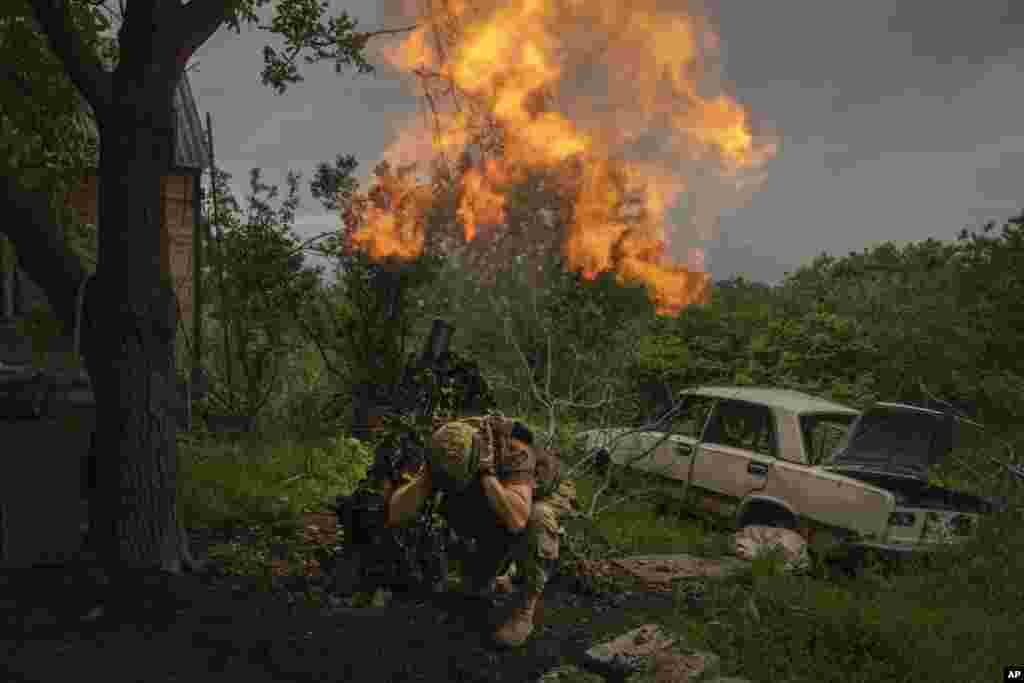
[{"left": 362, "top": 25, "right": 419, "bottom": 41}]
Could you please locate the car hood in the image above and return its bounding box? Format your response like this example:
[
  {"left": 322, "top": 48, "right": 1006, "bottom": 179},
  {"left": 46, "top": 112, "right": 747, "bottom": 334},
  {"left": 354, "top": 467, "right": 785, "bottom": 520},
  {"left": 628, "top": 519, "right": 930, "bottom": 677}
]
[{"left": 825, "top": 403, "right": 957, "bottom": 480}]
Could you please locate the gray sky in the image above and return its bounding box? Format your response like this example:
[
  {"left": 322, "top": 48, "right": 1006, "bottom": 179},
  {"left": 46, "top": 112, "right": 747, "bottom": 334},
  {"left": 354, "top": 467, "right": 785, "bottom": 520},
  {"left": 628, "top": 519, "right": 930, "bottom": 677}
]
[{"left": 187, "top": 0, "right": 1024, "bottom": 284}]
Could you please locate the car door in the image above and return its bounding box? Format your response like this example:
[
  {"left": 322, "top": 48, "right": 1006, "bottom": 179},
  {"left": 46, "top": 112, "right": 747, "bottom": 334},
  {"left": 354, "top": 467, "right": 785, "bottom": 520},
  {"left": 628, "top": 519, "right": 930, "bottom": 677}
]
[
  {"left": 637, "top": 394, "right": 713, "bottom": 485},
  {"left": 756, "top": 410, "right": 894, "bottom": 539},
  {"left": 688, "top": 399, "right": 778, "bottom": 512},
  {"left": 607, "top": 415, "right": 660, "bottom": 475},
  {"left": 755, "top": 411, "right": 854, "bottom": 514}
]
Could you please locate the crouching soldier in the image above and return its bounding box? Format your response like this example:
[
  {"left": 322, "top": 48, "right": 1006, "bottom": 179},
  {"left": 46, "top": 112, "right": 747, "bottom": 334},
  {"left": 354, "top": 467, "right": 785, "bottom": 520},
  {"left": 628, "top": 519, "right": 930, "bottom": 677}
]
[{"left": 382, "top": 415, "right": 577, "bottom": 648}]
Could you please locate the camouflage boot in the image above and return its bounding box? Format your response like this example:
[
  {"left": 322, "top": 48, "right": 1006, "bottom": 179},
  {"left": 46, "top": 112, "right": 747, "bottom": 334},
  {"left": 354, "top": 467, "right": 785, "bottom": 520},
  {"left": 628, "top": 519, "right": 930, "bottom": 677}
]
[{"left": 491, "top": 590, "right": 542, "bottom": 648}]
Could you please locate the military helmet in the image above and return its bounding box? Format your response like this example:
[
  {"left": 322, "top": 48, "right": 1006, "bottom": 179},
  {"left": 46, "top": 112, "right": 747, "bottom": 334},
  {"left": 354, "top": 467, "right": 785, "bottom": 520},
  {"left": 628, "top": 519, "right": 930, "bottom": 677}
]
[{"left": 429, "top": 420, "right": 482, "bottom": 493}]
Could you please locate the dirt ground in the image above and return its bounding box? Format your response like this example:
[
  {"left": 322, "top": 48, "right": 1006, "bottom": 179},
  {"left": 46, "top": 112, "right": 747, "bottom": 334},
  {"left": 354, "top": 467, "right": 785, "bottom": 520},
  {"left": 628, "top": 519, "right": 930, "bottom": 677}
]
[{"left": 1, "top": 517, "right": 696, "bottom": 683}]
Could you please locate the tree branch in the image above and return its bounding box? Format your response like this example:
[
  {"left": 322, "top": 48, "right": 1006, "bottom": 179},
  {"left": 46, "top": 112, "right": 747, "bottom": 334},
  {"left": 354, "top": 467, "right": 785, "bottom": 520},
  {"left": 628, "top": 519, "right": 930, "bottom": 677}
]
[
  {"left": 0, "top": 173, "right": 90, "bottom": 338},
  {"left": 363, "top": 24, "right": 419, "bottom": 41},
  {"left": 168, "top": 0, "right": 233, "bottom": 67},
  {"left": 28, "top": 0, "right": 113, "bottom": 113},
  {"left": 283, "top": 230, "right": 339, "bottom": 260},
  {"left": 286, "top": 290, "right": 347, "bottom": 380}
]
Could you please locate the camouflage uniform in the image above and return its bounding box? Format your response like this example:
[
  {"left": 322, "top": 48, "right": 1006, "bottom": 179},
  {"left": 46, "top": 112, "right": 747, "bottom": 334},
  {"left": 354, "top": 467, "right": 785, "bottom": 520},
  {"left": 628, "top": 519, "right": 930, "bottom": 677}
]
[{"left": 428, "top": 418, "right": 577, "bottom": 596}]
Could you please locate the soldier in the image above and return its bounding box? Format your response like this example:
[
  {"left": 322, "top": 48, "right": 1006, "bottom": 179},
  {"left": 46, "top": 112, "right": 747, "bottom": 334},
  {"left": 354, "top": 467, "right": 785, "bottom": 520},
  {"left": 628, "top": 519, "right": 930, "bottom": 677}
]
[{"left": 382, "top": 414, "right": 577, "bottom": 648}]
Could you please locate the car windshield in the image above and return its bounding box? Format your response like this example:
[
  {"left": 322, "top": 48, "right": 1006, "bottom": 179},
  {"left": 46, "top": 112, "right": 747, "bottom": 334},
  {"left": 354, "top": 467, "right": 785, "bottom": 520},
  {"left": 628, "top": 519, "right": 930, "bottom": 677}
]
[
  {"left": 826, "top": 408, "right": 947, "bottom": 475},
  {"left": 799, "top": 413, "right": 857, "bottom": 465}
]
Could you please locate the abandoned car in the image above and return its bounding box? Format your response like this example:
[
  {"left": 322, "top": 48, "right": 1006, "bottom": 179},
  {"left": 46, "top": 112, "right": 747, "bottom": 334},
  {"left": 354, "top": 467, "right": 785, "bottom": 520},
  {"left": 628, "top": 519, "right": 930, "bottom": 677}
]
[
  {"left": 576, "top": 386, "right": 1007, "bottom": 558},
  {"left": 823, "top": 400, "right": 1008, "bottom": 553}
]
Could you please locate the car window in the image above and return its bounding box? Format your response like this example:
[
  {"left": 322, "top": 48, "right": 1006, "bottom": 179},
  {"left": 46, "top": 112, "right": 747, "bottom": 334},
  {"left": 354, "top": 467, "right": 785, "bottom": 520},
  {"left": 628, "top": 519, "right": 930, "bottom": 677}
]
[
  {"left": 674, "top": 395, "right": 716, "bottom": 439},
  {"left": 703, "top": 400, "right": 775, "bottom": 457},
  {"left": 828, "top": 408, "right": 950, "bottom": 473},
  {"left": 635, "top": 381, "right": 676, "bottom": 428},
  {"left": 800, "top": 413, "right": 856, "bottom": 465}
]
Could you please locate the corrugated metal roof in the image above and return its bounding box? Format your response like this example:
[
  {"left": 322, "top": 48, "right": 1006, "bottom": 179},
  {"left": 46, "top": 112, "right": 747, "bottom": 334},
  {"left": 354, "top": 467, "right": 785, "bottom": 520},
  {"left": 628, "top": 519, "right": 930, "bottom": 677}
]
[
  {"left": 72, "top": 72, "right": 210, "bottom": 171},
  {"left": 172, "top": 73, "right": 210, "bottom": 171}
]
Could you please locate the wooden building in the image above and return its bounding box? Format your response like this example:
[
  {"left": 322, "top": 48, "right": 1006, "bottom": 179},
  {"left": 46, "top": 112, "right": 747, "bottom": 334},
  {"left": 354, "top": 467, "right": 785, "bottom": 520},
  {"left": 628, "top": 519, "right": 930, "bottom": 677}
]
[
  {"left": 0, "top": 72, "right": 209, "bottom": 332},
  {"left": 0, "top": 73, "right": 209, "bottom": 568}
]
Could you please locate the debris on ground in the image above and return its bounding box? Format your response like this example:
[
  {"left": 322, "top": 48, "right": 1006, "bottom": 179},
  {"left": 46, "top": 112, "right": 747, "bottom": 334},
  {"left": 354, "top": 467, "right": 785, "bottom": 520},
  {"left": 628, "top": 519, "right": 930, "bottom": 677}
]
[
  {"left": 733, "top": 525, "right": 810, "bottom": 571},
  {"left": 584, "top": 624, "right": 679, "bottom": 675},
  {"left": 569, "top": 553, "right": 750, "bottom": 594},
  {"left": 537, "top": 663, "right": 605, "bottom": 682},
  {"left": 627, "top": 648, "right": 720, "bottom": 683},
  {"left": 582, "top": 623, "right": 723, "bottom": 682},
  {"left": 297, "top": 511, "right": 342, "bottom": 545}
]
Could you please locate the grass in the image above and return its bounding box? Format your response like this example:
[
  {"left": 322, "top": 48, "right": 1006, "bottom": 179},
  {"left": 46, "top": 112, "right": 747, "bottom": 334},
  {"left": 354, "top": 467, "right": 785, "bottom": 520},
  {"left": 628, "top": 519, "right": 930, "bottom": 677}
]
[
  {"left": 669, "top": 517, "right": 1024, "bottom": 683},
  {"left": 569, "top": 465, "right": 734, "bottom": 557},
  {"left": 631, "top": 482, "right": 1024, "bottom": 683},
  {"left": 174, "top": 420, "right": 1024, "bottom": 683},
  {"left": 177, "top": 430, "right": 373, "bottom": 530}
]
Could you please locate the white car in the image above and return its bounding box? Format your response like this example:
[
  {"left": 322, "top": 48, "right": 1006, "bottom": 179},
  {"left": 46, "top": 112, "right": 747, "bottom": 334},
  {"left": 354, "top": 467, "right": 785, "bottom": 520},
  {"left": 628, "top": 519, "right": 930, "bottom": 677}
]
[
  {"left": 577, "top": 386, "right": 1003, "bottom": 557},
  {"left": 824, "top": 400, "right": 1006, "bottom": 553}
]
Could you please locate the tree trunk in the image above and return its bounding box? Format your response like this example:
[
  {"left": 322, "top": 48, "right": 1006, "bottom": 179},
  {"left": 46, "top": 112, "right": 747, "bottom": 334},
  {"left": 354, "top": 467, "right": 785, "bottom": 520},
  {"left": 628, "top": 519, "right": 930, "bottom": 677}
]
[
  {"left": 0, "top": 267, "right": 12, "bottom": 320},
  {"left": 79, "top": 76, "right": 197, "bottom": 573}
]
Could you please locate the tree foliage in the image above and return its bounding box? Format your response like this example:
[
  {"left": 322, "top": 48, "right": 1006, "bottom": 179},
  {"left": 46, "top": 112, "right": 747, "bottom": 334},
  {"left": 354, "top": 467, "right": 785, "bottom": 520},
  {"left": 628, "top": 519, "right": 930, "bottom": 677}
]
[
  {"left": 196, "top": 165, "right": 322, "bottom": 421},
  {"left": 629, "top": 216, "right": 1024, "bottom": 428},
  {"left": 0, "top": 0, "right": 393, "bottom": 572},
  {"left": 0, "top": 2, "right": 113, "bottom": 279}
]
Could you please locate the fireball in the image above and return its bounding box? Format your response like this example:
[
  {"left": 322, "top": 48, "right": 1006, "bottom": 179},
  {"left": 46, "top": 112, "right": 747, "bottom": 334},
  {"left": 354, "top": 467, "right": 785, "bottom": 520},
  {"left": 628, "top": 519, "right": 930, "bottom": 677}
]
[{"left": 351, "top": 0, "right": 777, "bottom": 315}]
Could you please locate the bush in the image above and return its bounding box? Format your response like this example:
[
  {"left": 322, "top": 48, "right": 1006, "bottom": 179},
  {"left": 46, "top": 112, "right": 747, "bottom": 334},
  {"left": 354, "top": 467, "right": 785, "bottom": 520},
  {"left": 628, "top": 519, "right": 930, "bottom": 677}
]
[
  {"left": 672, "top": 490, "right": 1024, "bottom": 683},
  {"left": 178, "top": 432, "right": 373, "bottom": 531}
]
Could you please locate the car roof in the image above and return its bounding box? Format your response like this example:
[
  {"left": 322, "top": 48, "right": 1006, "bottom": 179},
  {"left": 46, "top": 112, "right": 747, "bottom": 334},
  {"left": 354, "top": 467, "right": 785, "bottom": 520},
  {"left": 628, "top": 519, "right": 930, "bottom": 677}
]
[{"left": 681, "top": 386, "right": 861, "bottom": 416}]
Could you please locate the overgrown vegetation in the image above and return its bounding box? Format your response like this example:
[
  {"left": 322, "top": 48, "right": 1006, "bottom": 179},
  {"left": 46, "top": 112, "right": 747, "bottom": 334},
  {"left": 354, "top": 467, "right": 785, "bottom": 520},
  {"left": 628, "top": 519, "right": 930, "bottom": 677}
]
[
  {"left": 174, "top": 173, "right": 1022, "bottom": 680},
  {"left": 3, "top": 2, "right": 1020, "bottom": 679},
  {"left": 14, "top": 128, "right": 1024, "bottom": 679}
]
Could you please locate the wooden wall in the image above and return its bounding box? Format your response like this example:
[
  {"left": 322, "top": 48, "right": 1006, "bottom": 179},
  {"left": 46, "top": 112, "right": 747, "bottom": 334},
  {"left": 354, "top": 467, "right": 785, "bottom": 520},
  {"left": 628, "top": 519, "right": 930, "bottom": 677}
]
[
  {"left": 159, "top": 174, "right": 196, "bottom": 328},
  {"left": 65, "top": 172, "right": 196, "bottom": 329},
  {"left": 65, "top": 173, "right": 99, "bottom": 228}
]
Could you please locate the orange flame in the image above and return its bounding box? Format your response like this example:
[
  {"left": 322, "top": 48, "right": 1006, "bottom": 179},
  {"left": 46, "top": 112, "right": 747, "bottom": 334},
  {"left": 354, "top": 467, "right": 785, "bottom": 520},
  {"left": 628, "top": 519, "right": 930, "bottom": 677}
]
[
  {"left": 349, "top": 169, "right": 432, "bottom": 261},
  {"left": 457, "top": 158, "right": 516, "bottom": 242},
  {"left": 353, "top": 0, "right": 777, "bottom": 315}
]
